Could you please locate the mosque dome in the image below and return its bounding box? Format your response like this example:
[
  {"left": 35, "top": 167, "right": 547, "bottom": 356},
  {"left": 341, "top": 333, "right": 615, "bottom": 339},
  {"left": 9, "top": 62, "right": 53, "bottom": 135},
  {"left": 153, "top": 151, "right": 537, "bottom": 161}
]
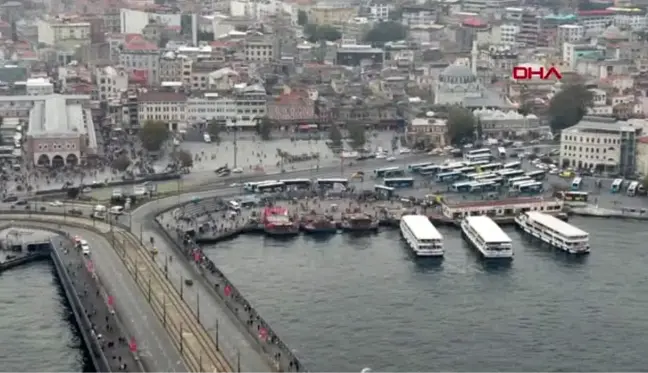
[{"left": 439, "top": 64, "right": 477, "bottom": 84}]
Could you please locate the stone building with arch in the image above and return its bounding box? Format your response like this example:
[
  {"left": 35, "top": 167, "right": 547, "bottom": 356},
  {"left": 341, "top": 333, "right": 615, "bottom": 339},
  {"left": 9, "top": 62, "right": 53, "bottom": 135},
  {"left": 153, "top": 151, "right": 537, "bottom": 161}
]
[{"left": 25, "top": 94, "right": 97, "bottom": 167}]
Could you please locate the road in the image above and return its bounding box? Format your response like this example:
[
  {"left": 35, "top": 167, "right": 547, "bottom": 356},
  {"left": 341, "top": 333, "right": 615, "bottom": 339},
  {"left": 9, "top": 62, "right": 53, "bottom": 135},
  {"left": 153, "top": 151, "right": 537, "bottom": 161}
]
[{"left": 7, "top": 219, "right": 188, "bottom": 373}]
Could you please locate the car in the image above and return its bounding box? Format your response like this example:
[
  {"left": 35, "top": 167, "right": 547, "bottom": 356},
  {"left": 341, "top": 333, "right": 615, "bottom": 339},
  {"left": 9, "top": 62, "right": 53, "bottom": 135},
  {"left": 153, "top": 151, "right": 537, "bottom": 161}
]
[
  {"left": 375, "top": 154, "right": 386, "bottom": 159},
  {"left": 399, "top": 148, "right": 411, "bottom": 154},
  {"left": 14, "top": 200, "right": 27, "bottom": 206},
  {"left": 49, "top": 201, "right": 63, "bottom": 207},
  {"left": 79, "top": 240, "right": 90, "bottom": 255},
  {"left": 82, "top": 187, "right": 92, "bottom": 193},
  {"left": 68, "top": 208, "right": 83, "bottom": 216},
  {"left": 2, "top": 195, "right": 18, "bottom": 203},
  {"left": 386, "top": 156, "right": 396, "bottom": 162},
  {"left": 232, "top": 167, "right": 243, "bottom": 173}
]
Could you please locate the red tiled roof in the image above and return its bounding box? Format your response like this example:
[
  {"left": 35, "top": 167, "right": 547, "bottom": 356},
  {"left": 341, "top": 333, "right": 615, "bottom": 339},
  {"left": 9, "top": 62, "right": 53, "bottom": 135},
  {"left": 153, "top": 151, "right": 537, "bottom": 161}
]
[
  {"left": 462, "top": 17, "right": 488, "bottom": 28},
  {"left": 578, "top": 9, "right": 613, "bottom": 16},
  {"left": 138, "top": 91, "right": 187, "bottom": 102},
  {"left": 638, "top": 136, "right": 648, "bottom": 144},
  {"left": 124, "top": 35, "right": 158, "bottom": 52},
  {"left": 124, "top": 33, "right": 142, "bottom": 43},
  {"left": 445, "top": 197, "right": 555, "bottom": 209}
]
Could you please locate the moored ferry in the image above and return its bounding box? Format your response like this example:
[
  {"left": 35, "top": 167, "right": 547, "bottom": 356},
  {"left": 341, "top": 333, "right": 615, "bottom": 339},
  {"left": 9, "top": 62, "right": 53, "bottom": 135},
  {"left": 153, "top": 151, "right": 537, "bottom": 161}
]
[
  {"left": 262, "top": 206, "right": 299, "bottom": 236},
  {"left": 514, "top": 211, "right": 590, "bottom": 254},
  {"left": 460, "top": 216, "right": 513, "bottom": 259},
  {"left": 341, "top": 213, "right": 379, "bottom": 232},
  {"left": 400, "top": 215, "right": 444, "bottom": 257}
]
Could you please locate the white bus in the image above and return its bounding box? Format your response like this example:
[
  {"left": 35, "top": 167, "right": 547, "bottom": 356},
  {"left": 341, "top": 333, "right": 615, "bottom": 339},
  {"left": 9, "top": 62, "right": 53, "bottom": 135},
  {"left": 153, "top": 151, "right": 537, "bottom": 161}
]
[
  {"left": 497, "top": 147, "right": 507, "bottom": 158},
  {"left": 464, "top": 153, "right": 492, "bottom": 163},
  {"left": 571, "top": 177, "right": 582, "bottom": 191},
  {"left": 611, "top": 178, "right": 623, "bottom": 193},
  {"left": 503, "top": 161, "right": 521, "bottom": 169},
  {"left": 627, "top": 181, "right": 640, "bottom": 196},
  {"left": 508, "top": 176, "right": 532, "bottom": 187}
]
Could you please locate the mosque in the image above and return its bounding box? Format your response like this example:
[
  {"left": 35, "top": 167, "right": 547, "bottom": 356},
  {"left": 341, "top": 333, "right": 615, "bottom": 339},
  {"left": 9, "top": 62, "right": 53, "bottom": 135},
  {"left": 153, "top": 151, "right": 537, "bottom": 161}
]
[{"left": 434, "top": 42, "right": 513, "bottom": 109}]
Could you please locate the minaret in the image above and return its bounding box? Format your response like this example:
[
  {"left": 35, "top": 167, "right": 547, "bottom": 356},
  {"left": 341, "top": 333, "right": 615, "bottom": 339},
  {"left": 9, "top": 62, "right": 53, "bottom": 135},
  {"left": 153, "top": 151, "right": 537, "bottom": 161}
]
[{"left": 471, "top": 39, "right": 478, "bottom": 75}]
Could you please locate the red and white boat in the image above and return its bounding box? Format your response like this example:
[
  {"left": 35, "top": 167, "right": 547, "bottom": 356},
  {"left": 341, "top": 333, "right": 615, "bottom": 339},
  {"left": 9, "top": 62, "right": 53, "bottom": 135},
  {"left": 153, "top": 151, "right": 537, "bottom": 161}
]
[{"left": 262, "top": 206, "right": 300, "bottom": 236}]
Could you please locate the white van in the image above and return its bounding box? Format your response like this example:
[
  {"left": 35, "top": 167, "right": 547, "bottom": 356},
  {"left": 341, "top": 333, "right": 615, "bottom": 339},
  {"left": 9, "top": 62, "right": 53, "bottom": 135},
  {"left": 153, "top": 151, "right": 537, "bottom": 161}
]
[
  {"left": 110, "top": 206, "right": 124, "bottom": 215},
  {"left": 227, "top": 200, "right": 241, "bottom": 211},
  {"left": 203, "top": 133, "right": 212, "bottom": 143}
]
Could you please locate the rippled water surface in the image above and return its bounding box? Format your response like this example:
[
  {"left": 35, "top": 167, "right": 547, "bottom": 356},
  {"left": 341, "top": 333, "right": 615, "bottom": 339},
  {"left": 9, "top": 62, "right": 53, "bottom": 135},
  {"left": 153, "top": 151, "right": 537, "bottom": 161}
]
[
  {"left": 0, "top": 262, "right": 89, "bottom": 372},
  {"left": 205, "top": 217, "right": 648, "bottom": 371}
]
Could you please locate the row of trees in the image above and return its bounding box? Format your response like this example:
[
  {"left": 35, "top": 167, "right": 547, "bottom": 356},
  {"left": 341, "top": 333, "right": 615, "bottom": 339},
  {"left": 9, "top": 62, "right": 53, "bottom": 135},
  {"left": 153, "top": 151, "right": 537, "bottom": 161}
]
[
  {"left": 328, "top": 123, "right": 366, "bottom": 149},
  {"left": 298, "top": 9, "right": 407, "bottom": 45}
]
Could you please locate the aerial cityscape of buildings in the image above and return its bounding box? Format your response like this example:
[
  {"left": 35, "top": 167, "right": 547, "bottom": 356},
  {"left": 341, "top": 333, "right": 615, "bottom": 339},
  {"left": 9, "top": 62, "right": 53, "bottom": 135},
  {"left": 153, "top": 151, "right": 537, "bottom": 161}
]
[{"left": 3, "top": 0, "right": 648, "bottom": 176}]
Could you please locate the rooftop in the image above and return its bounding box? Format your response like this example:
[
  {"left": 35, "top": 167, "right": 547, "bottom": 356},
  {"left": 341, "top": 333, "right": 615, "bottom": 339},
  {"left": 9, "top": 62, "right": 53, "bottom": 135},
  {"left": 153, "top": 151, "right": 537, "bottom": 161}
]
[
  {"left": 445, "top": 196, "right": 557, "bottom": 209},
  {"left": 27, "top": 95, "right": 93, "bottom": 138}
]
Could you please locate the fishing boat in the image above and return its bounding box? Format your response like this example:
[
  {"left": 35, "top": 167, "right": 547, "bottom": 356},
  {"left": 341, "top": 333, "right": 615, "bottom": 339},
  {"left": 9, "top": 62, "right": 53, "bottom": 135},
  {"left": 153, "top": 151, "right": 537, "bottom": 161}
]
[
  {"left": 340, "top": 213, "right": 379, "bottom": 232},
  {"left": 302, "top": 215, "right": 338, "bottom": 234},
  {"left": 262, "top": 206, "right": 299, "bottom": 236}
]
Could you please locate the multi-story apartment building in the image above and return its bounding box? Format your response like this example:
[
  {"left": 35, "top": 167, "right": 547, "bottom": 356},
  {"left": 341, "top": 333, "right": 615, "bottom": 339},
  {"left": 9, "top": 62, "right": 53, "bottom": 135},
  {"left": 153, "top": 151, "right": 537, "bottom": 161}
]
[
  {"left": 556, "top": 24, "right": 584, "bottom": 46},
  {"left": 401, "top": 5, "right": 437, "bottom": 27},
  {"left": 95, "top": 66, "right": 128, "bottom": 102},
  {"left": 560, "top": 117, "right": 641, "bottom": 176},
  {"left": 368, "top": 4, "right": 391, "bottom": 22},
  {"left": 37, "top": 17, "right": 91, "bottom": 45},
  {"left": 234, "top": 84, "right": 267, "bottom": 128},
  {"left": 308, "top": 4, "right": 356, "bottom": 26},
  {"left": 244, "top": 34, "right": 277, "bottom": 62},
  {"left": 119, "top": 35, "right": 160, "bottom": 85},
  {"left": 186, "top": 93, "right": 237, "bottom": 124},
  {"left": 499, "top": 24, "right": 519, "bottom": 45},
  {"left": 137, "top": 92, "right": 187, "bottom": 131},
  {"left": 24, "top": 78, "right": 54, "bottom": 96},
  {"left": 518, "top": 9, "right": 539, "bottom": 47},
  {"left": 578, "top": 9, "right": 615, "bottom": 33},
  {"left": 159, "top": 53, "right": 184, "bottom": 82}
]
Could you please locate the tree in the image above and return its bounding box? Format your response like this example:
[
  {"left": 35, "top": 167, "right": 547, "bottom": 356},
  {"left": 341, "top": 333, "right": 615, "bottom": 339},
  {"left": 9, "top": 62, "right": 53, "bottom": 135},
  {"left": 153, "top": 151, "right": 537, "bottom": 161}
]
[
  {"left": 446, "top": 106, "right": 476, "bottom": 146},
  {"left": 207, "top": 119, "right": 223, "bottom": 142},
  {"left": 328, "top": 125, "right": 343, "bottom": 147},
  {"left": 347, "top": 123, "right": 366, "bottom": 149},
  {"left": 112, "top": 154, "right": 131, "bottom": 172},
  {"left": 255, "top": 117, "right": 273, "bottom": 140},
  {"left": 175, "top": 149, "right": 193, "bottom": 168},
  {"left": 548, "top": 84, "right": 593, "bottom": 134},
  {"left": 364, "top": 21, "right": 407, "bottom": 46},
  {"left": 303, "top": 24, "right": 342, "bottom": 42},
  {"left": 297, "top": 10, "right": 308, "bottom": 26},
  {"left": 139, "top": 120, "right": 170, "bottom": 152}
]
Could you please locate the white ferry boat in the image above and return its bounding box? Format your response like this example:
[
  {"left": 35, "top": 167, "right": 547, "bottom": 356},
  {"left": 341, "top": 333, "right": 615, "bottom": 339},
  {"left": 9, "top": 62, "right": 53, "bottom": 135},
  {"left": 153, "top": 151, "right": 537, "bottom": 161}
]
[
  {"left": 515, "top": 211, "right": 590, "bottom": 254},
  {"left": 400, "top": 215, "right": 444, "bottom": 257},
  {"left": 460, "top": 216, "right": 513, "bottom": 259}
]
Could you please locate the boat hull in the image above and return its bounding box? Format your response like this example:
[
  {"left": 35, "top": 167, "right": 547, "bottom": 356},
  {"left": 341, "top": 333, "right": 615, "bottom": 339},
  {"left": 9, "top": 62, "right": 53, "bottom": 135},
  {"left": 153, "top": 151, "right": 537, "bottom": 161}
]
[{"left": 303, "top": 227, "right": 338, "bottom": 234}]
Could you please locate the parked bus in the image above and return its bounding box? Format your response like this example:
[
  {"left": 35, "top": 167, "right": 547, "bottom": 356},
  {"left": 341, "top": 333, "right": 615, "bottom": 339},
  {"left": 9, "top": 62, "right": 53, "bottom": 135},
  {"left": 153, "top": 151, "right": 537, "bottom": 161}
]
[
  {"left": 557, "top": 191, "right": 589, "bottom": 206},
  {"left": 464, "top": 153, "right": 492, "bottom": 163},
  {"left": 280, "top": 178, "right": 312, "bottom": 189},
  {"left": 317, "top": 178, "right": 349, "bottom": 189},
  {"left": 408, "top": 162, "right": 433, "bottom": 172},
  {"left": 465, "top": 160, "right": 490, "bottom": 167},
  {"left": 472, "top": 172, "right": 499, "bottom": 181},
  {"left": 463, "top": 148, "right": 491, "bottom": 161},
  {"left": 503, "top": 161, "right": 521, "bottom": 169},
  {"left": 256, "top": 181, "right": 286, "bottom": 193},
  {"left": 479, "top": 162, "right": 503, "bottom": 173},
  {"left": 508, "top": 176, "right": 532, "bottom": 187},
  {"left": 418, "top": 165, "right": 441, "bottom": 176},
  {"left": 452, "top": 181, "right": 474, "bottom": 193},
  {"left": 627, "top": 181, "right": 640, "bottom": 196},
  {"left": 571, "top": 177, "right": 582, "bottom": 190},
  {"left": 526, "top": 170, "right": 547, "bottom": 181},
  {"left": 374, "top": 185, "right": 395, "bottom": 198},
  {"left": 470, "top": 181, "right": 498, "bottom": 193},
  {"left": 497, "top": 147, "right": 507, "bottom": 158},
  {"left": 458, "top": 166, "right": 477, "bottom": 174},
  {"left": 383, "top": 169, "right": 405, "bottom": 178},
  {"left": 611, "top": 178, "right": 624, "bottom": 193},
  {"left": 384, "top": 177, "right": 414, "bottom": 188},
  {"left": 518, "top": 181, "right": 544, "bottom": 194},
  {"left": 436, "top": 171, "right": 463, "bottom": 182},
  {"left": 483, "top": 176, "right": 504, "bottom": 185},
  {"left": 375, "top": 167, "right": 401, "bottom": 178},
  {"left": 498, "top": 169, "right": 525, "bottom": 179}
]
